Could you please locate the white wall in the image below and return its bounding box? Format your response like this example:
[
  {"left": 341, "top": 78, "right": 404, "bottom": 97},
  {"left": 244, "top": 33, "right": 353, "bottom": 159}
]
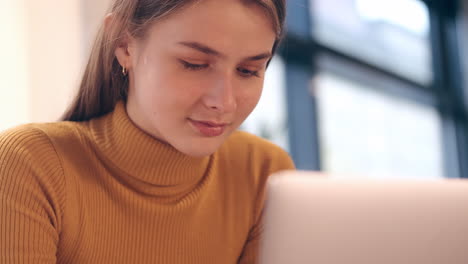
[
  {"left": 26, "top": 0, "right": 83, "bottom": 123},
  {"left": 0, "top": 0, "right": 30, "bottom": 131},
  {"left": 0, "top": 0, "right": 111, "bottom": 131}
]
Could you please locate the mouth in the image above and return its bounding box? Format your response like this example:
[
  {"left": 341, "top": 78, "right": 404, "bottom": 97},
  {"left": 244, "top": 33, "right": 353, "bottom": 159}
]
[{"left": 188, "top": 118, "right": 229, "bottom": 137}]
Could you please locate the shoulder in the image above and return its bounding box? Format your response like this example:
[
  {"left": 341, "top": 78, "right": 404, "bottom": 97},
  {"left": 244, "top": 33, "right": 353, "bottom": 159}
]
[
  {"left": 1, "top": 121, "right": 92, "bottom": 175},
  {"left": 1, "top": 123, "right": 57, "bottom": 158},
  {"left": 0, "top": 123, "right": 66, "bottom": 172},
  {"left": 0, "top": 120, "right": 89, "bottom": 176},
  {"left": 0, "top": 121, "right": 84, "bottom": 156},
  {"left": 217, "top": 131, "right": 295, "bottom": 225},
  {"left": 0, "top": 123, "right": 69, "bottom": 234},
  {"left": 0, "top": 123, "right": 67, "bottom": 205},
  {"left": 218, "top": 130, "right": 295, "bottom": 178}
]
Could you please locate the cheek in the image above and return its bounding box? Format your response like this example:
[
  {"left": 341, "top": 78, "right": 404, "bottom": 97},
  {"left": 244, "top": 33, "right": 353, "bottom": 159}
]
[
  {"left": 134, "top": 63, "right": 192, "bottom": 103},
  {"left": 161, "top": 77, "right": 207, "bottom": 110},
  {"left": 236, "top": 86, "right": 263, "bottom": 118}
]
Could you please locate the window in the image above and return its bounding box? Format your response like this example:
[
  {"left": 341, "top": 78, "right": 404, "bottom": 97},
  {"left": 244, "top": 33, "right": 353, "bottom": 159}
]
[
  {"left": 310, "top": 0, "right": 432, "bottom": 84},
  {"left": 281, "top": 0, "right": 465, "bottom": 178},
  {"left": 315, "top": 68, "right": 443, "bottom": 178}
]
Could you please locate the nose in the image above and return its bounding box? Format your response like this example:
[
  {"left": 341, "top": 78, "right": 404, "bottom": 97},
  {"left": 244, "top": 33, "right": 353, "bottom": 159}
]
[{"left": 202, "top": 71, "right": 237, "bottom": 113}]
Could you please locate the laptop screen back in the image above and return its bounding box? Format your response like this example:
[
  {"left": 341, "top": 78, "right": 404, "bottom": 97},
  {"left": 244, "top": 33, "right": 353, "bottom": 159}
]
[{"left": 259, "top": 171, "right": 468, "bottom": 264}]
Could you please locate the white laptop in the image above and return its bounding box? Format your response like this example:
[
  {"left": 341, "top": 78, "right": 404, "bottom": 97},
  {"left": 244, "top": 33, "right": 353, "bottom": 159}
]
[{"left": 259, "top": 171, "right": 468, "bottom": 264}]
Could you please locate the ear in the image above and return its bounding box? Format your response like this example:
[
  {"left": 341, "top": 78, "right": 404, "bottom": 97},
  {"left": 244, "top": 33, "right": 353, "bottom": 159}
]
[{"left": 104, "top": 13, "right": 137, "bottom": 70}]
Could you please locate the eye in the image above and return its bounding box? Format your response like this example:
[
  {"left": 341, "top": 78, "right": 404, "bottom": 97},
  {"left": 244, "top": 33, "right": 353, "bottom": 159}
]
[
  {"left": 237, "top": 67, "right": 260, "bottom": 78},
  {"left": 179, "top": 60, "right": 209, "bottom": 71}
]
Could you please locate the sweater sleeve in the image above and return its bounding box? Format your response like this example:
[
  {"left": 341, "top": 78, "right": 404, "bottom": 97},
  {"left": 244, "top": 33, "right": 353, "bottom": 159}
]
[
  {"left": 237, "top": 148, "right": 295, "bottom": 264},
  {"left": 0, "top": 127, "right": 65, "bottom": 264}
]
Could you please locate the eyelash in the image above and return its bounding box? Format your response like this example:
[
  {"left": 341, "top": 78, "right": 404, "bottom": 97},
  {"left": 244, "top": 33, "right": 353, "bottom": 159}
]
[
  {"left": 180, "top": 60, "right": 208, "bottom": 71},
  {"left": 179, "top": 60, "right": 260, "bottom": 78}
]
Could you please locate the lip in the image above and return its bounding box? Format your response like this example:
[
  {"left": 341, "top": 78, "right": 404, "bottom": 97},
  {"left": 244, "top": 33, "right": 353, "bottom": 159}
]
[{"left": 188, "top": 119, "right": 228, "bottom": 137}]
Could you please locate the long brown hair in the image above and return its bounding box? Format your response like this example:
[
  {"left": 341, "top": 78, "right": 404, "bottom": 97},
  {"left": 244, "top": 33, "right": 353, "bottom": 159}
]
[{"left": 62, "top": 0, "right": 286, "bottom": 122}]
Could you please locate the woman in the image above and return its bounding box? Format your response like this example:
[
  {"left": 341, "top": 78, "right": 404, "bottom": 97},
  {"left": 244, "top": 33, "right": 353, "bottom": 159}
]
[{"left": 0, "top": 0, "right": 294, "bottom": 263}]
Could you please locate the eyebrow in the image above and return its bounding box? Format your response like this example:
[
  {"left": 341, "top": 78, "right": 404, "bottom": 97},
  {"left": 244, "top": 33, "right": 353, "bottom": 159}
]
[{"left": 177, "top": 41, "right": 272, "bottom": 61}]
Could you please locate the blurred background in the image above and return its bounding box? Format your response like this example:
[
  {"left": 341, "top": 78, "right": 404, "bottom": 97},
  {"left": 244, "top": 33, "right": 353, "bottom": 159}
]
[{"left": 1, "top": 0, "right": 468, "bottom": 179}]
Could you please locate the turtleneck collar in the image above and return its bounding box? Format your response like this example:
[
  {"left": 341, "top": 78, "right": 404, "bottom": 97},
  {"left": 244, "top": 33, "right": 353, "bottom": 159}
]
[{"left": 89, "top": 101, "right": 212, "bottom": 190}]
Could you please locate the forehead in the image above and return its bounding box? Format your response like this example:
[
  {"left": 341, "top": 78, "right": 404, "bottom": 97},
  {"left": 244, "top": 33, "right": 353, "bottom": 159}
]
[{"left": 141, "top": 0, "right": 277, "bottom": 54}]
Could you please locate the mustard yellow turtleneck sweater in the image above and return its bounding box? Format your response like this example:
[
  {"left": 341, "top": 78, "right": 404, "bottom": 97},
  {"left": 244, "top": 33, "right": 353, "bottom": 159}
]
[{"left": 0, "top": 102, "right": 295, "bottom": 264}]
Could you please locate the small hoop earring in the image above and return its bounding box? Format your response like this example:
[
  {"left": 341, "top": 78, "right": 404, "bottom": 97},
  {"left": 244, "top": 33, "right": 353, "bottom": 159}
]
[{"left": 122, "top": 67, "right": 128, "bottom": 76}]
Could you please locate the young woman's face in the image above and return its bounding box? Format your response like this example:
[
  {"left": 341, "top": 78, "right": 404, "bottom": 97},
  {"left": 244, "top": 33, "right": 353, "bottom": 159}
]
[{"left": 119, "top": 0, "right": 276, "bottom": 157}]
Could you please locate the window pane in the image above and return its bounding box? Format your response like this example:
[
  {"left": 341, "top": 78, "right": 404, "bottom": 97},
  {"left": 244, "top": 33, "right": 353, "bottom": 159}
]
[
  {"left": 315, "top": 71, "right": 444, "bottom": 178},
  {"left": 241, "top": 56, "right": 290, "bottom": 151},
  {"left": 310, "top": 0, "right": 432, "bottom": 84}
]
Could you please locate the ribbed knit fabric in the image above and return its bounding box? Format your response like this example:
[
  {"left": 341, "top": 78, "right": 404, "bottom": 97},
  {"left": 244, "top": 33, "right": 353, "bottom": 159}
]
[{"left": 0, "top": 101, "right": 295, "bottom": 264}]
